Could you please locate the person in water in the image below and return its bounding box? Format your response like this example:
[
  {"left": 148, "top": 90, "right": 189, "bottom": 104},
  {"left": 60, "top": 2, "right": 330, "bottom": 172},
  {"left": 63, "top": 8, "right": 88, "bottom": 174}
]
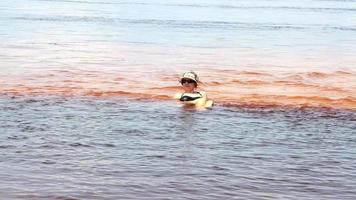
[{"left": 173, "top": 71, "right": 214, "bottom": 108}]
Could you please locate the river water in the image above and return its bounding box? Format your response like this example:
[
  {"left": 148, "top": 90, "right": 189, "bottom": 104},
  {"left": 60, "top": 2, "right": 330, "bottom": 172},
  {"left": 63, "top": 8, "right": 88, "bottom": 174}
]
[{"left": 0, "top": 0, "right": 356, "bottom": 199}]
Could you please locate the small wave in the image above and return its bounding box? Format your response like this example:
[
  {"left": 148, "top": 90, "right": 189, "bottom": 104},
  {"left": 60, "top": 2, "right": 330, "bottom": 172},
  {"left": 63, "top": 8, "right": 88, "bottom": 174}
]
[
  {"left": 0, "top": 145, "right": 16, "bottom": 149},
  {"left": 326, "top": 26, "right": 356, "bottom": 32},
  {"left": 8, "top": 135, "right": 29, "bottom": 140},
  {"left": 15, "top": 194, "right": 81, "bottom": 200},
  {"left": 8, "top": 15, "right": 356, "bottom": 32},
  {"left": 271, "top": 70, "right": 354, "bottom": 79},
  {"left": 32, "top": 0, "right": 356, "bottom": 13},
  {"left": 41, "top": 160, "right": 56, "bottom": 165},
  {"left": 2, "top": 88, "right": 354, "bottom": 110},
  {"left": 207, "top": 79, "right": 350, "bottom": 94},
  {"left": 69, "top": 142, "right": 93, "bottom": 148},
  {"left": 10, "top": 16, "right": 115, "bottom": 23},
  {"left": 145, "top": 155, "right": 166, "bottom": 159},
  {"left": 171, "top": 4, "right": 356, "bottom": 13},
  {"left": 34, "top": 0, "right": 147, "bottom": 6},
  {"left": 220, "top": 95, "right": 356, "bottom": 110},
  {"left": 85, "top": 90, "right": 171, "bottom": 100},
  {"left": 1, "top": 16, "right": 304, "bottom": 31},
  {"left": 319, "top": 0, "right": 356, "bottom": 2},
  {"left": 305, "top": 72, "right": 329, "bottom": 78},
  {"left": 149, "top": 86, "right": 181, "bottom": 91}
]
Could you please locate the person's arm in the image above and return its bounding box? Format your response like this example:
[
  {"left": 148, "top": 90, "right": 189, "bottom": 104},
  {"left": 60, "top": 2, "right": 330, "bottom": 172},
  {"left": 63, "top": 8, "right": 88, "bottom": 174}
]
[
  {"left": 173, "top": 93, "right": 182, "bottom": 100},
  {"left": 194, "top": 91, "right": 208, "bottom": 107}
]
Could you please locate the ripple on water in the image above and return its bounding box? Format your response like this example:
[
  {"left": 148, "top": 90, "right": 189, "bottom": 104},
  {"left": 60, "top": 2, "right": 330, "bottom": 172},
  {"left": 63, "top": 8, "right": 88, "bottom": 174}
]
[{"left": 0, "top": 96, "right": 355, "bottom": 199}]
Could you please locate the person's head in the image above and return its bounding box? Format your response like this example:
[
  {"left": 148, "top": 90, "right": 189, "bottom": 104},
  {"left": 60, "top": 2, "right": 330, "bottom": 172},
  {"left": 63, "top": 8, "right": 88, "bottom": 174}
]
[{"left": 180, "top": 71, "right": 199, "bottom": 92}]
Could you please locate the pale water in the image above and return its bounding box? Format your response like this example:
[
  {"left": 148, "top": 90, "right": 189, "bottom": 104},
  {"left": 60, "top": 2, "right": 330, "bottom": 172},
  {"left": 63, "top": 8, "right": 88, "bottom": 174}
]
[{"left": 0, "top": 0, "right": 356, "bottom": 199}]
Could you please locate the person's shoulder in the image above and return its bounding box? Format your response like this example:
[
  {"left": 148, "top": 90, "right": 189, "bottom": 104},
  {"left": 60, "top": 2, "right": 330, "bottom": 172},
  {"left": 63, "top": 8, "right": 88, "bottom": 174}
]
[
  {"left": 197, "top": 91, "right": 207, "bottom": 97},
  {"left": 198, "top": 91, "right": 206, "bottom": 94}
]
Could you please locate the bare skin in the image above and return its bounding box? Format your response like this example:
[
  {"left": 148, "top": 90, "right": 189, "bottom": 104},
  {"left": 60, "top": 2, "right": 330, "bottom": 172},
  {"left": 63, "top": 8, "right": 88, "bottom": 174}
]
[{"left": 174, "top": 79, "right": 213, "bottom": 108}]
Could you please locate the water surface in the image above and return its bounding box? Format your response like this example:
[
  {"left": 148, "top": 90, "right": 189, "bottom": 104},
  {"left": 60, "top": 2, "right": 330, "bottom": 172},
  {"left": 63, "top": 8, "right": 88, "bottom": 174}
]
[
  {"left": 1, "top": 96, "right": 356, "bottom": 199},
  {"left": 1, "top": 0, "right": 356, "bottom": 199}
]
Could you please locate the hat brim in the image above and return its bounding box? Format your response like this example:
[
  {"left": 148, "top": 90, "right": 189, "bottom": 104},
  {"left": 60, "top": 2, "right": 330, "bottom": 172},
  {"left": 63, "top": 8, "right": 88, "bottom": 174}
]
[{"left": 181, "top": 77, "right": 197, "bottom": 82}]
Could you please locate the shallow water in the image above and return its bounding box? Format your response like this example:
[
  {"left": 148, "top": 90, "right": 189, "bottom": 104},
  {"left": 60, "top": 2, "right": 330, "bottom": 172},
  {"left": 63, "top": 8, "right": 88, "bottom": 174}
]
[
  {"left": 1, "top": 0, "right": 356, "bottom": 199},
  {"left": 1, "top": 96, "right": 356, "bottom": 200}
]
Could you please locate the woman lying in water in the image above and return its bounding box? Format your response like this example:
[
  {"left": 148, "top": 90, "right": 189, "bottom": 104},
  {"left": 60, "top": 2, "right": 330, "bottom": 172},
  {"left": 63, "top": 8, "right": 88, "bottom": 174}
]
[{"left": 173, "top": 71, "right": 214, "bottom": 108}]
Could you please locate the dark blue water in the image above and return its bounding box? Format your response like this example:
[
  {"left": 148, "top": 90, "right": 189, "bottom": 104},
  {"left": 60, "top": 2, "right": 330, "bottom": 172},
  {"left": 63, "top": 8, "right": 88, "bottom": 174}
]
[{"left": 1, "top": 95, "right": 355, "bottom": 199}]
